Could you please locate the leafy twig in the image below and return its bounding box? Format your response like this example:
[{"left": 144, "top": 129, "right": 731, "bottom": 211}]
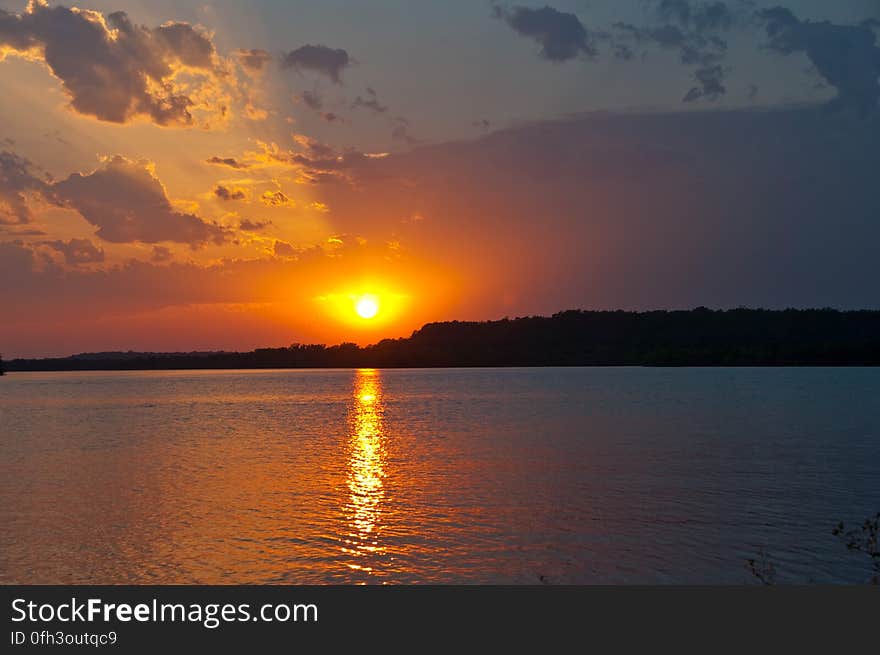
[
  {"left": 745, "top": 548, "right": 777, "bottom": 585},
  {"left": 832, "top": 512, "right": 880, "bottom": 585}
]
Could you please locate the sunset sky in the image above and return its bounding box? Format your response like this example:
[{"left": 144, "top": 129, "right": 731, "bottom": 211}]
[{"left": 1, "top": 0, "right": 878, "bottom": 356}]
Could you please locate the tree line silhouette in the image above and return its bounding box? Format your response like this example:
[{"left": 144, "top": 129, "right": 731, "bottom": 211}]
[{"left": 5, "top": 308, "right": 880, "bottom": 372}]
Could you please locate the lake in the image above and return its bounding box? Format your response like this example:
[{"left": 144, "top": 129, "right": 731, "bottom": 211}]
[{"left": 1, "top": 367, "right": 878, "bottom": 584}]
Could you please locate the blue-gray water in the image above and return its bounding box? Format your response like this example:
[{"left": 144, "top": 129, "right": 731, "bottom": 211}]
[{"left": 1, "top": 367, "right": 878, "bottom": 584}]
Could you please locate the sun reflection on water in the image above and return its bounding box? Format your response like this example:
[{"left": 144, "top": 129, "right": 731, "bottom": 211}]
[{"left": 341, "top": 369, "right": 389, "bottom": 577}]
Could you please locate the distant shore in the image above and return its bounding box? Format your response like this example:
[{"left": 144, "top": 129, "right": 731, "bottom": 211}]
[{"left": 6, "top": 308, "right": 880, "bottom": 371}]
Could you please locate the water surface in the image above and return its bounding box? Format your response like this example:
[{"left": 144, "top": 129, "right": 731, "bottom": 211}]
[{"left": 1, "top": 367, "right": 878, "bottom": 584}]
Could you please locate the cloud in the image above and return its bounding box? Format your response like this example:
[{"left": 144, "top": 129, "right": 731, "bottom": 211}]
[
  {"left": 295, "top": 90, "right": 344, "bottom": 123},
  {"left": 352, "top": 87, "right": 388, "bottom": 113},
  {"left": 0, "top": 1, "right": 231, "bottom": 127},
  {"left": 44, "top": 237, "right": 104, "bottom": 265},
  {"left": 281, "top": 44, "right": 351, "bottom": 83},
  {"left": 234, "top": 48, "right": 271, "bottom": 74},
  {"left": 297, "top": 90, "right": 324, "bottom": 110},
  {"left": 604, "top": 2, "right": 750, "bottom": 102},
  {"left": 214, "top": 185, "right": 247, "bottom": 201},
  {"left": 655, "top": 1, "right": 736, "bottom": 33},
  {"left": 611, "top": 22, "right": 727, "bottom": 67},
  {"left": 609, "top": 18, "right": 728, "bottom": 102},
  {"left": 202, "top": 138, "right": 389, "bottom": 187},
  {"left": 273, "top": 239, "right": 296, "bottom": 257},
  {"left": 285, "top": 143, "right": 380, "bottom": 183},
  {"left": 757, "top": 7, "right": 880, "bottom": 114},
  {"left": 350, "top": 87, "right": 410, "bottom": 138},
  {"left": 244, "top": 102, "right": 269, "bottom": 121},
  {"left": 53, "top": 156, "right": 228, "bottom": 245},
  {"left": 291, "top": 134, "right": 336, "bottom": 159},
  {"left": 0, "top": 149, "right": 52, "bottom": 224},
  {"left": 682, "top": 64, "right": 726, "bottom": 102},
  {"left": 260, "top": 190, "right": 293, "bottom": 207},
  {"left": 310, "top": 106, "right": 880, "bottom": 315},
  {"left": 0, "top": 237, "right": 414, "bottom": 356},
  {"left": 611, "top": 2, "right": 877, "bottom": 108},
  {"left": 151, "top": 245, "right": 173, "bottom": 262},
  {"left": 206, "top": 156, "right": 250, "bottom": 170},
  {"left": 493, "top": 4, "right": 597, "bottom": 61},
  {"left": 0, "top": 227, "right": 46, "bottom": 236},
  {"left": 391, "top": 116, "right": 420, "bottom": 145},
  {"left": 0, "top": 240, "right": 36, "bottom": 283},
  {"left": 239, "top": 218, "right": 272, "bottom": 231}
]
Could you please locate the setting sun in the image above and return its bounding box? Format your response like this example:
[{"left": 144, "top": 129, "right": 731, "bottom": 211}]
[
  {"left": 355, "top": 295, "right": 380, "bottom": 319},
  {"left": 313, "top": 284, "right": 415, "bottom": 337}
]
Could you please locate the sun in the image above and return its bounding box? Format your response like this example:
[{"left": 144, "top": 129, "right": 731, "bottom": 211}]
[
  {"left": 355, "top": 294, "right": 380, "bottom": 319},
  {"left": 315, "top": 287, "right": 406, "bottom": 327}
]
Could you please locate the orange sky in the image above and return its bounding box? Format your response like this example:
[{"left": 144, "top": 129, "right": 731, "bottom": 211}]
[{"left": 2, "top": 1, "right": 878, "bottom": 356}]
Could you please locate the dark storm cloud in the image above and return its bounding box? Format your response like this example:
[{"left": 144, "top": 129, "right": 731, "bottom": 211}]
[
  {"left": 0, "top": 1, "right": 227, "bottom": 126},
  {"left": 281, "top": 44, "right": 351, "bottom": 84},
  {"left": 44, "top": 238, "right": 105, "bottom": 265},
  {"left": 757, "top": 7, "right": 880, "bottom": 114},
  {"left": 312, "top": 106, "right": 880, "bottom": 311},
  {"left": 214, "top": 185, "right": 247, "bottom": 201},
  {"left": 53, "top": 156, "right": 228, "bottom": 246},
  {"left": 205, "top": 156, "right": 250, "bottom": 170},
  {"left": 493, "top": 4, "right": 598, "bottom": 61},
  {"left": 0, "top": 149, "right": 53, "bottom": 224}
]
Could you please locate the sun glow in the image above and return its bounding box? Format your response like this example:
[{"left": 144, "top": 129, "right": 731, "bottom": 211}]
[
  {"left": 314, "top": 284, "right": 411, "bottom": 333},
  {"left": 355, "top": 295, "right": 380, "bottom": 319}
]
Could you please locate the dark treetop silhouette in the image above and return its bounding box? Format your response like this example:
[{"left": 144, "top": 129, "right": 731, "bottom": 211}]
[{"left": 6, "top": 308, "right": 880, "bottom": 371}]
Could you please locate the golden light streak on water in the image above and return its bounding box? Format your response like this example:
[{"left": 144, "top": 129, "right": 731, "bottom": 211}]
[{"left": 341, "top": 369, "right": 388, "bottom": 577}]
